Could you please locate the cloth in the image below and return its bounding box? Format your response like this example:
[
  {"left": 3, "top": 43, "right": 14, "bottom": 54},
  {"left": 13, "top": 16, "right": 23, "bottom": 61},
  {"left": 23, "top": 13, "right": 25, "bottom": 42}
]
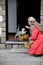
[{"left": 28, "top": 26, "right": 43, "bottom": 55}]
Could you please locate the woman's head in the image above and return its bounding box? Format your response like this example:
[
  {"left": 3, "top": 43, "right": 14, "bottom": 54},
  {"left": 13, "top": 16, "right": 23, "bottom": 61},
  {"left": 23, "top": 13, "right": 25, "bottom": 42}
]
[{"left": 28, "top": 16, "right": 36, "bottom": 25}]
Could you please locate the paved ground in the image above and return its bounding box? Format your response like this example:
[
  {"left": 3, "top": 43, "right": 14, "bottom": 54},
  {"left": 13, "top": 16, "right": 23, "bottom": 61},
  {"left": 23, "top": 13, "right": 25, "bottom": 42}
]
[{"left": 0, "top": 49, "right": 43, "bottom": 65}]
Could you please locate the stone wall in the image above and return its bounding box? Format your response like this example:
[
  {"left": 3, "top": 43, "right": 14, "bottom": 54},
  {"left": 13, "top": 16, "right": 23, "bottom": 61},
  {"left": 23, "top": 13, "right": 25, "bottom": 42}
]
[
  {"left": 40, "top": 0, "right": 43, "bottom": 24},
  {"left": 0, "top": 0, "right": 6, "bottom": 43}
]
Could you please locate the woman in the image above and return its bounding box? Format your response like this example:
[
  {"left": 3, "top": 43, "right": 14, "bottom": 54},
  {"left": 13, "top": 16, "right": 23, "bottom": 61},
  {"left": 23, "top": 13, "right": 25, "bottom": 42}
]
[{"left": 26, "top": 16, "right": 43, "bottom": 56}]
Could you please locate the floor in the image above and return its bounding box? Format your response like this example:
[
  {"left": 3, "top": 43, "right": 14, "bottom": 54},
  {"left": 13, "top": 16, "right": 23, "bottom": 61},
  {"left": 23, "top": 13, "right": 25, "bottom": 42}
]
[{"left": 0, "top": 49, "right": 43, "bottom": 65}]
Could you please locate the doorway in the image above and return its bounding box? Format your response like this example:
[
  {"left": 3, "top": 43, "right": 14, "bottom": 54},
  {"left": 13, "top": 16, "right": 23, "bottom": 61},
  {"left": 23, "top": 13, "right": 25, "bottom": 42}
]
[
  {"left": 6, "top": 0, "right": 41, "bottom": 40},
  {"left": 17, "top": 0, "right": 41, "bottom": 28}
]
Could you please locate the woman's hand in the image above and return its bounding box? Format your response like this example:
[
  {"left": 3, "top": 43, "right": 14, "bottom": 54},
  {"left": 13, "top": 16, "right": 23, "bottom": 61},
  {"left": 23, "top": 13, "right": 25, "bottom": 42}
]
[
  {"left": 25, "top": 26, "right": 30, "bottom": 29},
  {"left": 29, "top": 37, "right": 34, "bottom": 43}
]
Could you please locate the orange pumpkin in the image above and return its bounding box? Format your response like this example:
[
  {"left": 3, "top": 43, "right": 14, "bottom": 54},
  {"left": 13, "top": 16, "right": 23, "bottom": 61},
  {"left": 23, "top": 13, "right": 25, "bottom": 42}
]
[{"left": 23, "top": 34, "right": 29, "bottom": 39}]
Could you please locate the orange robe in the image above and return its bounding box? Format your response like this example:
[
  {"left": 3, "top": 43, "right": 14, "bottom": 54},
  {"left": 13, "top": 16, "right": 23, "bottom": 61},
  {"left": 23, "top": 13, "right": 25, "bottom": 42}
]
[{"left": 28, "top": 26, "right": 43, "bottom": 55}]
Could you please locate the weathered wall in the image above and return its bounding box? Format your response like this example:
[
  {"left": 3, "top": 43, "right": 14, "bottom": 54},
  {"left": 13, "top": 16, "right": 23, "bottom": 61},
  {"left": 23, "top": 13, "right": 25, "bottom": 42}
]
[{"left": 0, "top": 0, "right": 6, "bottom": 43}]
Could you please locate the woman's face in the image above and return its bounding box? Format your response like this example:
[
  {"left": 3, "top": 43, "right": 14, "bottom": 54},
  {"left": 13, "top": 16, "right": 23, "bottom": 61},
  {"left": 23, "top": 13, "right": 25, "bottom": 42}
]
[
  {"left": 28, "top": 17, "right": 36, "bottom": 25},
  {"left": 28, "top": 21, "right": 32, "bottom": 25}
]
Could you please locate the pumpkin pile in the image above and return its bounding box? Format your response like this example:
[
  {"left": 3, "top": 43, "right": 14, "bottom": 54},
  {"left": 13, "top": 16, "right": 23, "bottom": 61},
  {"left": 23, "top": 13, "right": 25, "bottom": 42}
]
[{"left": 18, "top": 34, "right": 29, "bottom": 41}]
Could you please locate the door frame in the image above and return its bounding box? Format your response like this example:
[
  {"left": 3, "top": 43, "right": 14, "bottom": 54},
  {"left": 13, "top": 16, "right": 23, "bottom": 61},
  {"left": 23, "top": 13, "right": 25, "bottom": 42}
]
[{"left": 5, "top": 0, "right": 8, "bottom": 40}]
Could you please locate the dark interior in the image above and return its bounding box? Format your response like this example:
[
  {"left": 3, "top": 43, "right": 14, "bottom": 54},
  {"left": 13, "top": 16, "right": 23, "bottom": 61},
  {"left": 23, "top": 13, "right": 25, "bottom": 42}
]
[{"left": 17, "top": 0, "right": 41, "bottom": 28}]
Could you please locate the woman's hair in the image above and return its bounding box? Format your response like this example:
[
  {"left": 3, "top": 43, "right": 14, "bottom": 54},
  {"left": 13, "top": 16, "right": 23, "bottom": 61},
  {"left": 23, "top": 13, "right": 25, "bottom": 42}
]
[{"left": 28, "top": 16, "right": 36, "bottom": 23}]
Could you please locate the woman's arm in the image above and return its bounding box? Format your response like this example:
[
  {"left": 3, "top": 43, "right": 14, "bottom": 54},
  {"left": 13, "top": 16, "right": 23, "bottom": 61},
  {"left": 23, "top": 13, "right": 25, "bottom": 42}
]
[{"left": 25, "top": 26, "right": 30, "bottom": 29}]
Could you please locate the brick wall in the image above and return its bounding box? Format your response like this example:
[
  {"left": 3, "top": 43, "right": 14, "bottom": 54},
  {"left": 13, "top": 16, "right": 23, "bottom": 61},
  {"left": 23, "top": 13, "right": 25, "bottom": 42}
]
[{"left": 0, "top": 0, "right": 6, "bottom": 43}]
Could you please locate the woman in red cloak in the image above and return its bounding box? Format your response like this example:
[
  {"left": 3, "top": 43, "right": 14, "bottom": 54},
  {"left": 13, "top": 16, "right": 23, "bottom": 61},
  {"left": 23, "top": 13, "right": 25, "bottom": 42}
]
[{"left": 26, "top": 16, "right": 43, "bottom": 55}]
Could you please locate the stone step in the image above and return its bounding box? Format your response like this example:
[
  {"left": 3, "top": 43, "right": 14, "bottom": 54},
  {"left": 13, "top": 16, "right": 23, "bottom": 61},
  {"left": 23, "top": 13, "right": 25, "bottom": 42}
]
[{"left": 9, "top": 48, "right": 28, "bottom": 53}]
